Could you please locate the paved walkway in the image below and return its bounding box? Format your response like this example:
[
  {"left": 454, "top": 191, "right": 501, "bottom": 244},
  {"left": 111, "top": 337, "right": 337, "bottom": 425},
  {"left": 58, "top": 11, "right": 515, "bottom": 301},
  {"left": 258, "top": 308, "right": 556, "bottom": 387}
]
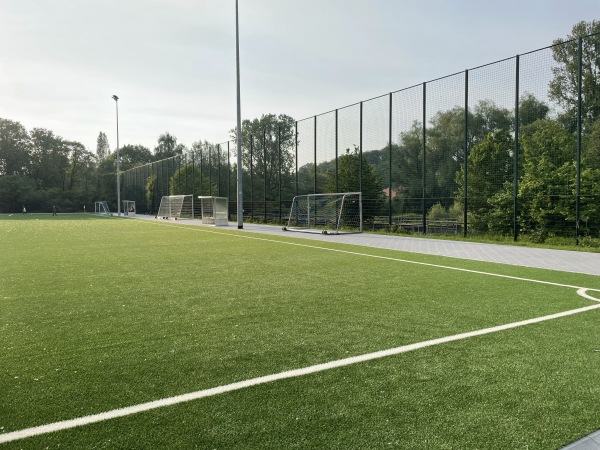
[
  {"left": 137, "top": 217, "right": 600, "bottom": 448},
  {"left": 241, "top": 223, "right": 600, "bottom": 276}
]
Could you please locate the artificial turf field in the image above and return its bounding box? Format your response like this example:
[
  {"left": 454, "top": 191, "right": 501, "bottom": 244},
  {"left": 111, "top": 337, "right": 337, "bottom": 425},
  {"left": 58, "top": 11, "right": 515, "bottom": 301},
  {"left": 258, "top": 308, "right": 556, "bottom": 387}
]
[{"left": 1, "top": 213, "right": 600, "bottom": 449}]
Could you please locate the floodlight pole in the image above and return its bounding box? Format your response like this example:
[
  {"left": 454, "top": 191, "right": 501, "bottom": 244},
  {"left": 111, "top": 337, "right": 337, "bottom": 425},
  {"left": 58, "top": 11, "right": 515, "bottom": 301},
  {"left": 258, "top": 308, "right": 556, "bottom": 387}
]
[
  {"left": 235, "top": 0, "right": 243, "bottom": 229},
  {"left": 112, "top": 94, "right": 121, "bottom": 216}
]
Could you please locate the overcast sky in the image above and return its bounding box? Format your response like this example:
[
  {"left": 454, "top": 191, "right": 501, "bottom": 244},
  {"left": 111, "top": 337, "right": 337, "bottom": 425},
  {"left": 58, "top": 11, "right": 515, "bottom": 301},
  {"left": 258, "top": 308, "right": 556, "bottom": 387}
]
[{"left": 0, "top": 0, "right": 596, "bottom": 153}]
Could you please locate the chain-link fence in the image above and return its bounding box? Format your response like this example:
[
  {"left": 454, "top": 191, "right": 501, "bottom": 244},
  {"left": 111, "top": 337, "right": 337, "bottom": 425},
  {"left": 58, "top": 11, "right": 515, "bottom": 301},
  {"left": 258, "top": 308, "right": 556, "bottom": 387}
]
[{"left": 123, "top": 33, "right": 600, "bottom": 243}]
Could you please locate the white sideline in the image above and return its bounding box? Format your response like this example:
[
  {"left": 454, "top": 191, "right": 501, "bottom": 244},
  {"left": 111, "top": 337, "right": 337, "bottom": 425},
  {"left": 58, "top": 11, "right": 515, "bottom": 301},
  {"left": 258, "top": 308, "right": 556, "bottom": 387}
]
[
  {"left": 2, "top": 300, "right": 600, "bottom": 444},
  {"left": 153, "top": 221, "right": 600, "bottom": 294}
]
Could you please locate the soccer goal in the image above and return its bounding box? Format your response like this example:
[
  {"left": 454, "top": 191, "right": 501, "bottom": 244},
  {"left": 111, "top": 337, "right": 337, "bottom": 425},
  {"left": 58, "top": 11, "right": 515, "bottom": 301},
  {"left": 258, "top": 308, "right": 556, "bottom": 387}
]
[
  {"left": 284, "top": 192, "right": 363, "bottom": 234},
  {"left": 197, "top": 196, "right": 229, "bottom": 226},
  {"left": 94, "top": 201, "right": 111, "bottom": 215},
  {"left": 156, "top": 195, "right": 194, "bottom": 220},
  {"left": 123, "top": 200, "right": 136, "bottom": 217}
]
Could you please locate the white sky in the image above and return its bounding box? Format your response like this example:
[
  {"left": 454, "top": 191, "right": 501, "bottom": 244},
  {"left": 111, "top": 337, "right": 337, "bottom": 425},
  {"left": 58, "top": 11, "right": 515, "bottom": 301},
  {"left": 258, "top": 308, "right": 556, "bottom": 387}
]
[{"left": 0, "top": 0, "right": 596, "bottom": 153}]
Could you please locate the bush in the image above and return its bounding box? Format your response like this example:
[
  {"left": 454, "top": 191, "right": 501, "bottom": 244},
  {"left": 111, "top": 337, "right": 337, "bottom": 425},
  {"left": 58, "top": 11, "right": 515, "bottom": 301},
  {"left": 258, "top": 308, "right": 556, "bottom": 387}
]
[{"left": 579, "top": 236, "right": 600, "bottom": 248}]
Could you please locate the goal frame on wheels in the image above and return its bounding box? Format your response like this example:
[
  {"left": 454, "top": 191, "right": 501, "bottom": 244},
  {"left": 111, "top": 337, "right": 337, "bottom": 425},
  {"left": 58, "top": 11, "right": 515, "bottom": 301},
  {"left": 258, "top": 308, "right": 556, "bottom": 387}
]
[
  {"left": 283, "top": 192, "right": 362, "bottom": 235},
  {"left": 94, "top": 201, "right": 111, "bottom": 215}
]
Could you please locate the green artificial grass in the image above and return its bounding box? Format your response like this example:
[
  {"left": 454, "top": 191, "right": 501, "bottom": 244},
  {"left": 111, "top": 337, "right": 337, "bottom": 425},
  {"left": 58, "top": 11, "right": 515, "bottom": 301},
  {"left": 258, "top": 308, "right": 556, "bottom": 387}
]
[{"left": 1, "top": 214, "right": 599, "bottom": 448}]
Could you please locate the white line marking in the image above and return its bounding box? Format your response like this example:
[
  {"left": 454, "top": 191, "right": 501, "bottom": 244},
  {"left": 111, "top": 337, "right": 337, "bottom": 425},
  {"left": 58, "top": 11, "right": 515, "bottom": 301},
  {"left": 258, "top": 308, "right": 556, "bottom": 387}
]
[
  {"left": 2, "top": 302, "right": 600, "bottom": 444},
  {"left": 577, "top": 288, "right": 600, "bottom": 302},
  {"left": 152, "top": 220, "right": 600, "bottom": 295}
]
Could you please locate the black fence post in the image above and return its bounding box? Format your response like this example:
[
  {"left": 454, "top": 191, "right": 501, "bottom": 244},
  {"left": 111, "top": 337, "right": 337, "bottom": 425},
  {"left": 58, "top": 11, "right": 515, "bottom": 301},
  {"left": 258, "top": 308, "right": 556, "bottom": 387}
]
[
  {"left": 295, "top": 122, "right": 298, "bottom": 198},
  {"left": 192, "top": 152, "right": 195, "bottom": 203},
  {"left": 463, "top": 70, "right": 469, "bottom": 237},
  {"left": 209, "top": 145, "right": 212, "bottom": 197},
  {"left": 227, "top": 141, "right": 231, "bottom": 216},
  {"left": 513, "top": 55, "right": 520, "bottom": 242},
  {"left": 314, "top": 116, "right": 317, "bottom": 194},
  {"left": 278, "top": 126, "right": 282, "bottom": 222},
  {"left": 359, "top": 102, "right": 363, "bottom": 194},
  {"left": 422, "top": 82, "right": 427, "bottom": 235},
  {"left": 250, "top": 135, "right": 254, "bottom": 220},
  {"left": 264, "top": 128, "right": 267, "bottom": 220},
  {"left": 388, "top": 92, "right": 393, "bottom": 227},
  {"left": 217, "top": 144, "right": 221, "bottom": 197},
  {"left": 576, "top": 36, "right": 583, "bottom": 244},
  {"left": 335, "top": 109, "right": 339, "bottom": 193}
]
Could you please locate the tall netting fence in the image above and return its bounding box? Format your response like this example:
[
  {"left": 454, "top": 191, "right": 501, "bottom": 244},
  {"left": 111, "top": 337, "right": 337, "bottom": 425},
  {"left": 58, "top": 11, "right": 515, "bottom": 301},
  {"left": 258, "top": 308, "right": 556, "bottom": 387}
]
[
  {"left": 121, "top": 144, "right": 234, "bottom": 216},
  {"left": 122, "top": 33, "right": 599, "bottom": 243}
]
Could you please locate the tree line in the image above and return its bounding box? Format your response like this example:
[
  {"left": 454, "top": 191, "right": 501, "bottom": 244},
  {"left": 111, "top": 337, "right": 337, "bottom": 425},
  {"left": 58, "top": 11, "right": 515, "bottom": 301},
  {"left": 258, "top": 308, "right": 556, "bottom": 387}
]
[{"left": 0, "top": 122, "right": 195, "bottom": 213}]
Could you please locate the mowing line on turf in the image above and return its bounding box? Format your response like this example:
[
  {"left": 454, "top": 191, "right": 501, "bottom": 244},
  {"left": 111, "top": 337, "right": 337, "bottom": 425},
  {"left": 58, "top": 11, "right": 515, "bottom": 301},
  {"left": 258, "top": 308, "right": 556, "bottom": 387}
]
[{"left": 1, "top": 299, "right": 599, "bottom": 444}]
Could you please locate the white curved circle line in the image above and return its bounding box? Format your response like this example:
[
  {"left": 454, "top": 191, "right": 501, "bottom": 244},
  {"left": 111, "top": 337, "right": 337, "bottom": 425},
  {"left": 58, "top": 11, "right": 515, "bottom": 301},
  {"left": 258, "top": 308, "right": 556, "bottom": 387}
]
[{"left": 577, "top": 288, "right": 600, "bottom": 302}]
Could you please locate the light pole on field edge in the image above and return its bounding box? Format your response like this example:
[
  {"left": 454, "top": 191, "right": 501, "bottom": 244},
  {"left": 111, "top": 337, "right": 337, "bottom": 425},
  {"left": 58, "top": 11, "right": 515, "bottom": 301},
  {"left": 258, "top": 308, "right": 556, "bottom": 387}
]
[
  {"left": 236, "top": 0, "right": 243, "bottom": 229},
  {"left": 112, "top": 95, "right": 121, "bottom": 216}
]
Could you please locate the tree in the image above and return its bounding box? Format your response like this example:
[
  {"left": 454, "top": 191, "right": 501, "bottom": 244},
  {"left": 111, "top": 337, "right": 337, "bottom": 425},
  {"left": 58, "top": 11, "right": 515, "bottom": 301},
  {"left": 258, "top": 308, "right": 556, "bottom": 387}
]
[
  {"left": 325, "top": 146, "right": 385, "bottom": 220},
  {"left": 231, "top": 114, "right": 297, "bottom": 206},
  {"left": 189, "top": 141, "right": 223, "bottom": 196},
  {"left": 30, "top": 128, "right": 69, "bottom": 190},
  {"left": 0, "top": 174, "right": 36, "bottom": 212},
  {"left": 118, "top": 144, "right": 153, "bottom": 171},
  {"left": 549, "top": 20, "right": 600, "bottom": 129},
  {"left": 519, "top": 93, "right": 550, "bottom": 128},
  {"left": 65, "top": 141, "right": 87, "bottom": 191},
  {"left": 0, "top": 118, "right": 31, "bottom": 176},
  {"left": 96, "top": 131, "right": 110, "bottom": 160},
  {"left": 154, "top": 132, "right": 185, "bottom": 159},
  {"left": 146, "top": 174, "right": 157, "bottom": 214},
  {"left": 456, "top": 129, "right": 514, "bottom": 232},
  {"left": 518, "top": 120, "right": 577, "bottom": 236}
]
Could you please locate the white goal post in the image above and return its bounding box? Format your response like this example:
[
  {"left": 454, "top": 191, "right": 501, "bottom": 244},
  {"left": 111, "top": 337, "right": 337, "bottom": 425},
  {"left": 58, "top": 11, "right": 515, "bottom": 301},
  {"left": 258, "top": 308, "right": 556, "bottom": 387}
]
[
  {"left": 94, "top": 201, "right": 111, "bottom": 215},
  {"left": 284, "top": 192, "right": 362, "bottom": 234},
  {"left": 123, "top": 200, "right": 136, "bottom": 216},
  {"left": 156, "top": 195, "right": 194, "bottom": 220},
  {"left": 197, "top": 196, "right": 229, "bottom": 226}
]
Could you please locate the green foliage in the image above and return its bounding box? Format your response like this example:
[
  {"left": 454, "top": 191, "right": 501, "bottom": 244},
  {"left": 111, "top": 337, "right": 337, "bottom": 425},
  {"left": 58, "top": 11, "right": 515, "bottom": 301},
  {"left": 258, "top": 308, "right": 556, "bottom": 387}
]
[
  {"left": 550, "top": 21, "right": 600, "bottom": 128},
  {"left": 325, "top": 146, "right": 386, "bottom": 219},
  {"left": 456, "top": 130, "right": 514, "bottom": 232},
  {"left": 518, "top": 120, "right": 577, "bottom": 235},
  {"left": 146, "top": 174, "right": 157, "bottom": 214},
  {"left": 0, "top": 118, "right": 31, "bottom": 176},
  {"left": 96, "top": 131, "right": 110, "bottom": 161},
  {"left": 154, "top": 132, "right": 186, "bottom": 159},
  {"left": 232, "top": 113, "right": 296, "bottom": 202},
  {"left": 0, "top": 174, "right": 36, "bottom": 212},
  {"left": 119, "top": 145, "right": 153, "bottom": 171}
]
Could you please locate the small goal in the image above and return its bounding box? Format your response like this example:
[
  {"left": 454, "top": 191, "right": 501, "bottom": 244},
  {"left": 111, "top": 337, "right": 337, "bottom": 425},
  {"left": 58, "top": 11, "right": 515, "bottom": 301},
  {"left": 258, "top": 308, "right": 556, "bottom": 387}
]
[
  {"left": 284, "top": 192, "right": 362, "bottom": 234},
  {"left": 123, "top": 200, "right": 136, "bottom": 216},
  {"left": 156, "top": 195, "right": 194, "bottom": 220},
  {"left": 197, "top": 196, "right": 229, "bottom": 226},
  {"left": 94, "top": 201, "right": 111, "bottom": 215}
]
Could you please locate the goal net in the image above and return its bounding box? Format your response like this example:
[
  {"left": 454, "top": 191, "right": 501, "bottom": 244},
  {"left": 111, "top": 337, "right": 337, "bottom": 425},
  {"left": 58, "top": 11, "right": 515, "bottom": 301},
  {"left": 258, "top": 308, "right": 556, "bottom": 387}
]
[
  {"left": 197, "top": 196, "right": 229, "bottom": 226},
  {"left": 284, "top": 192, "right": 362, "bottom": 234},
  {"left": 156, "top": 195, "right": 194, "bottom": 220},
  {"left": 94, "top": 201, "right": 111, "bottom": 215},
  {"left": 123, "top": 200, "right": 136, "bottom": 216}
]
